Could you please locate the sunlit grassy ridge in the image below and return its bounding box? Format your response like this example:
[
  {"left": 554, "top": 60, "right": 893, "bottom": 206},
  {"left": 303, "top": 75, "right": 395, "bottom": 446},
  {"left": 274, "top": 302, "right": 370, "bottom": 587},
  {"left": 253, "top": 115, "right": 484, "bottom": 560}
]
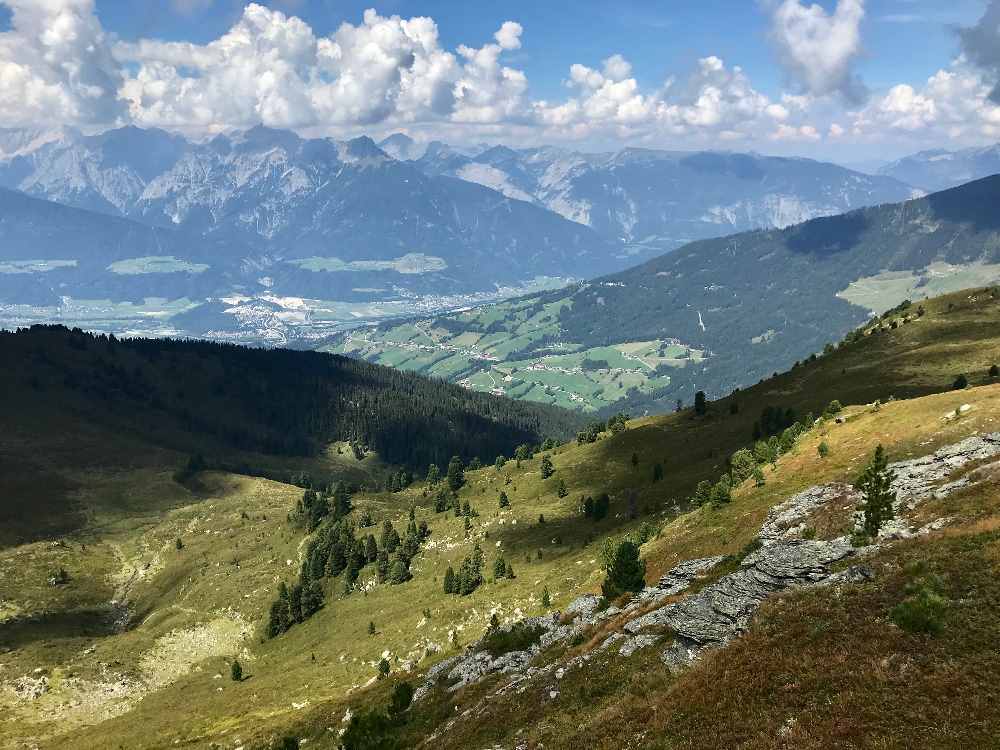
[{"left": 4, "top": 287, "right": 1000, "bottom": 748}]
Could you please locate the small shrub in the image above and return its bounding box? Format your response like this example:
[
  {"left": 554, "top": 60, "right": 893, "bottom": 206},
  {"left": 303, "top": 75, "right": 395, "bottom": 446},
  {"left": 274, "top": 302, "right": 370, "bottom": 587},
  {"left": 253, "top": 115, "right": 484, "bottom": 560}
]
[
  {"left": 817, "top": 441, "right": 830, "bottom": 458},
  {"left": 388, "top": 681, "right": 414, "bottom": 717},
  {"left": 601, "top": 540, "right": 646, "bottom": 599},
  {"left": 990, "top": 364, "right": 999, "bottom": 377},
  {"left": 856, "top": 444, "right": 896, "bottom": 538},
  {"left": 890, "top": 581, "right": 948, "bottom": 635},
  {"left": 231, "top": 660, "right": 242, "bottom": 682},
  {"left": 953, "top": 373, "right": 969, "bottom": 390},
  {"left": 49, "top": 568, "right": 70, "bottom": 585},
  {"left": 481, "top": 622, "right": 547, "bottom": 657}
]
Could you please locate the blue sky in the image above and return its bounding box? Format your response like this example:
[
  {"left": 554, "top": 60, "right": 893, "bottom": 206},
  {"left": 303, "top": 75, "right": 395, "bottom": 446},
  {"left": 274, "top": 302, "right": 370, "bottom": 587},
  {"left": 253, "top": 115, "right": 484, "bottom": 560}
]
[{"left": 1, "top": 1, "right": 999, "bottom": 162}]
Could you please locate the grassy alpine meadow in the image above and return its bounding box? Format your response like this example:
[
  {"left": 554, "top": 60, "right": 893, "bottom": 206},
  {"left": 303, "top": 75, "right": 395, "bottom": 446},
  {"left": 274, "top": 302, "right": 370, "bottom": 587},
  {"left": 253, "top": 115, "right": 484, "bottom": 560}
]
[
  {"left": 322, "top": 383, "right": 1000, "bottom": 750},
  {"left": 4, "top": 287, "right": 1000, "bottom": 748}
]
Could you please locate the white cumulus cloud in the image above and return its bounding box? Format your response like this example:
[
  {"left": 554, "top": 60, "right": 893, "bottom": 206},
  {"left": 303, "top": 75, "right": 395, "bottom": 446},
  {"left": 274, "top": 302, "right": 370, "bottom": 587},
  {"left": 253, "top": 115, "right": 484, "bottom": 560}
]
[
  {"left": 769, "top": 0, "right": 868, "bottom": 104},
  {"left": 0, "top": 0, "right": 125, "bottom": 128},
  {"left": 113, "top": 5, "right": 529, "bottom": 134},
  {"left": 534, "top": 54, "right": 800, "bottom": 145},
  {"left": 850, "top": 62, "right": 1000, "bottom": 141}
]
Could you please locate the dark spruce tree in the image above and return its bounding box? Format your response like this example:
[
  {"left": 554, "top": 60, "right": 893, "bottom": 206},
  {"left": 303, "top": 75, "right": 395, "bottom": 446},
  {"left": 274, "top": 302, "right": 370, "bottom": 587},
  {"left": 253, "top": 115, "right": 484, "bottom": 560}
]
[
  {"left": 446, "top": 456, "right": 466, "bottom": 492},
  {"left": 694, "top": 391, "right": 708, "bottom": 416},
  {"left": 601, "top": 540, "right": 646, "bottom": 600}
]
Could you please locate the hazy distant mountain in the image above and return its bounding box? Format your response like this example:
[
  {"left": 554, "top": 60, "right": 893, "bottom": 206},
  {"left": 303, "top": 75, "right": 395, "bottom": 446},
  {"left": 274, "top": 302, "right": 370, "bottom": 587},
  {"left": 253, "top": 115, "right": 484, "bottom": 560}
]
[
  {"left": 0, "top": 187, "right": 230, "bottom": 306},
  {"left": 0, "top": 126, "right": 188, "bottom": 216},
  {"left": 0, "top": 126, "right": 614, "bottom": 288},
  {"left": 0, "top": 127, "right": 619, "bottom": 341},
  {"left": 408, "top": 139, "right": 920, "bottom": 256},
  {"left": 378, "top": 133, "right": 428, "bottom": 161},
  {"left": 879, "top": 144, "right": 1000, "bottom": 192}
]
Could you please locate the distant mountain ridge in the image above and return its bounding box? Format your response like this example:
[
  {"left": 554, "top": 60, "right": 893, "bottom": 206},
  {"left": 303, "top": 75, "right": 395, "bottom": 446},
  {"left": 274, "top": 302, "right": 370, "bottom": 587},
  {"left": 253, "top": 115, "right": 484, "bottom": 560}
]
[
  {"left": 396, "top": 135, "right": 919, "bottom": 255},
  {"left": 879, "top": 143, "right": 1000, "bottom": 192}
]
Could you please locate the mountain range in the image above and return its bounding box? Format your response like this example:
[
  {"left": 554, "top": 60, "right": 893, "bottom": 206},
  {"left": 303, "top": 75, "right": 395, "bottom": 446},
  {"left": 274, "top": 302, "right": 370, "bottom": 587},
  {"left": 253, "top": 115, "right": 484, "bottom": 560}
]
[
  {"left": 0, "top": 125, "right": 919, "bottom": 343},
  {"left": 400, "top": 133, "right": 919, "bottom": 252}
]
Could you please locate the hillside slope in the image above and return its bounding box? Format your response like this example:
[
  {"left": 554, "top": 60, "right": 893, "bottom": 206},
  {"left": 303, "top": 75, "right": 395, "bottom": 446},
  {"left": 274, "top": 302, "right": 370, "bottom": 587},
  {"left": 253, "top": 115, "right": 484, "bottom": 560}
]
[
  {"left": 0, "top": 187, "right": 234, "bottom": 309},
  {"left": 0, "top": 326, "right": 581, "bottom": 547},
  {"left": 326, "top": 175, "right": 1000, "bottom": 413},
  {"left": 4, "top": 288, "right": 1000, "bottom": 748}
]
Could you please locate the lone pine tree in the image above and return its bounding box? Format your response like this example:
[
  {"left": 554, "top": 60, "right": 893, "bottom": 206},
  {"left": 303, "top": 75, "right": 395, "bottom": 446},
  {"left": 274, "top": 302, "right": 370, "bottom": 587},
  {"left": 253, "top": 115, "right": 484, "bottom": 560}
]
[
  {"left": 856, "top": 444, "right": 897, "bottom": 539},
  {"left": 601, "top": 540, "right": 646, "bottom": 600}
]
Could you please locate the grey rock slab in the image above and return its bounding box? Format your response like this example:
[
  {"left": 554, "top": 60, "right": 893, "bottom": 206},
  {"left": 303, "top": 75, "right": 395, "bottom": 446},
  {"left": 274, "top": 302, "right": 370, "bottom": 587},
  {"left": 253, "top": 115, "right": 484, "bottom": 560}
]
[
  {"left": 889, "top": 433, "right": 1000, "bottom": 502},
  {"left": 618, "top": 634, "right": 661, "bottom": 657},
  {"left": 628, "top": 539, "right": 856, "bottom": 645},
  {"left": 759, "top": 483, "right": 858, "bottom": 545},
  {"left": 655, "top": 555, "right": 726, "bottom": 595}
]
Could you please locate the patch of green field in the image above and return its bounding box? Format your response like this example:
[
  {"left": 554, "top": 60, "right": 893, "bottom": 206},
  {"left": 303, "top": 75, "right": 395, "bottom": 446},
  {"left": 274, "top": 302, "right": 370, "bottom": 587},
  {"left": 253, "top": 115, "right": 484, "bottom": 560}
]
[
  {"left": 837, "top": 261, "right": 1000, "bottom": 314},
  {"left": 325, "top": 292, "right": 708, "bottom": 412},
  {"left": 106, "top": 256, "right": 210, "bottom": 275},
  {"left": 0, "top": 259, "right": 77, "bottom": 274},
  {"left": 327, "top": 327, "right": 700, "bottom": 412},
  {"left": 289, "top": 253, "right": 447, "bottom": 274}
]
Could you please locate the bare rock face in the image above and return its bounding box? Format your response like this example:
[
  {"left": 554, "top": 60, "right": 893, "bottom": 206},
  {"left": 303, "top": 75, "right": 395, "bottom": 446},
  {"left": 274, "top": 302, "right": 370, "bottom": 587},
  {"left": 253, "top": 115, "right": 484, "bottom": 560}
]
[
  {"left": 445, "top": 652, "right": 495, "bottom": 691},
  {"left": 648, "top": 538, "right": 857, "bottom": 669},
  {"left": 889, "top": 433, "right": 1000, "bottom": 503},
  {"left": 654, "top": 556, "right": 727, "bottom": 596},
  {"left": 625, "top": 556, "right": 727, "bottom": 614},
  {"left": 759, "top": 483, "right": 858, "bottom": 545}
]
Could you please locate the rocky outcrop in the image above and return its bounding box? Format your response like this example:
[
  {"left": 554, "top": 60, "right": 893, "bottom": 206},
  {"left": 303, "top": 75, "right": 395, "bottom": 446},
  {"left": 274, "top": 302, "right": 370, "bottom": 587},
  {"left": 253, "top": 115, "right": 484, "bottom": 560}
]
[
  {"left": 759, "top": 483, "right": 857, "bottom": 544},
  {"left": 650, "top": 538, "right": 859, "bottom": 670},
  {"left": 758, "top": 433, "right": 1000, "bottom": 545},
  {"left": 890, "top": 433, "right": 1000, "bottom": 502},
  {"left": 651, "top": 556, "right": 726, "bottom": 597}
]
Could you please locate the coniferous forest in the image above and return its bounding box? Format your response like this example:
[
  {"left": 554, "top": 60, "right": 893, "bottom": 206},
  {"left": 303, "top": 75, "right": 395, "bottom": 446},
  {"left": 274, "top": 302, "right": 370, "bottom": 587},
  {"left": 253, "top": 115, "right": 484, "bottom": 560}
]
[{"left": 1, "top": 325, "right": 583, "bottom": 469}]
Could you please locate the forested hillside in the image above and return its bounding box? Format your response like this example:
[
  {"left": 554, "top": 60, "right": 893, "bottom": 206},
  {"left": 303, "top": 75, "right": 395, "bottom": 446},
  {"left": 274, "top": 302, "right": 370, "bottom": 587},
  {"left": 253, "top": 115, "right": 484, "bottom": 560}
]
[{"left": 1, "top": 326, "right": 581, "bottom": 470}]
